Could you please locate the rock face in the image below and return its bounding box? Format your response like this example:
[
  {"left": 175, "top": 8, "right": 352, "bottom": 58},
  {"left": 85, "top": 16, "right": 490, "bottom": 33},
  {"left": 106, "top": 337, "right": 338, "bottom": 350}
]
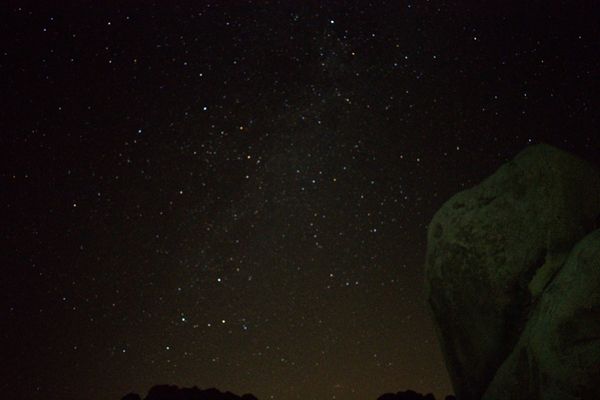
[
  {"left": 425, "top": 144, "right": 600, "bottom": 400},
  {"left": 482, "top": 229, "right": 600, "bottom": 400}
]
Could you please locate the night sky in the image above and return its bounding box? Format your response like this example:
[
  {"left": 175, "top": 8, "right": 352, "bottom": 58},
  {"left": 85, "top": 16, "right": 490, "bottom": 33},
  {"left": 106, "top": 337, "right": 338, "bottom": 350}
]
[{"left": 3, "top": 2, "right": 599, "bottom": 400}]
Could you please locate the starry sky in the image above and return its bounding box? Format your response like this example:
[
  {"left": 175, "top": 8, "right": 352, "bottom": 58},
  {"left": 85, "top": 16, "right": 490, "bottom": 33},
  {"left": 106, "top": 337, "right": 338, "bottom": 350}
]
[{"left": 3, "top": 2, "right": 599, "bottom": 400}]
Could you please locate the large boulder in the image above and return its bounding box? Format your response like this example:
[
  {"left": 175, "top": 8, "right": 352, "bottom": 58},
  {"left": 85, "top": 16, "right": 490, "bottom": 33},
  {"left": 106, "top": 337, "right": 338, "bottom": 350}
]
[
  {"left": 425, "top": 144, "right": 600, "bottom": 399},
  {"left": 483, "top": 229, "right": 600, "bottom": 400}
]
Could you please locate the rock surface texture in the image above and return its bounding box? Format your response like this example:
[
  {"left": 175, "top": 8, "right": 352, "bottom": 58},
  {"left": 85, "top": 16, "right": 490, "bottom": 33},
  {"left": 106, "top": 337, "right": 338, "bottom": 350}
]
[
  {"left": 482, "top": 229, "right": 600, "bottom": 400},
  {"left": 425, "top": 144, "right": 600, "bottom": 400}
]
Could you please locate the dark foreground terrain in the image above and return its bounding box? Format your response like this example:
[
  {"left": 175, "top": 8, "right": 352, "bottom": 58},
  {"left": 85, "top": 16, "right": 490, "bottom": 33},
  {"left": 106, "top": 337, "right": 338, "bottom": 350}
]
[{"left": 121, "top": 385, "right": 456, "bottom": 400}]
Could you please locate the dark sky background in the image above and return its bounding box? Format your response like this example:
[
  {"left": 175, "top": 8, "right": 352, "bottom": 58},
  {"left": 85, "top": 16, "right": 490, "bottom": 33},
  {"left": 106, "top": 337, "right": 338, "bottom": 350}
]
[{"left": 2, "top": 2, "right": 599, "bottom": 400}]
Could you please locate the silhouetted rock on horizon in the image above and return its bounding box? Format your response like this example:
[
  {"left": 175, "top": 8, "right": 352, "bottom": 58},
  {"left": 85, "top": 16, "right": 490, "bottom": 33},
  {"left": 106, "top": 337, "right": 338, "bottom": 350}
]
[
  {"left": 426, "top": 144, "right": 600, "bottom": 399},
  {"left": 122, "top": 386, "right": 455, "bottom": 400},
  {"left": 122, "top": 394, "right": 142, "bottom": 400},
  {"left": 377, "top": 390, "right": 455, "bottom": 400},
  {"left": 121, "top": 385, "right": 258, "bottom": 400}
]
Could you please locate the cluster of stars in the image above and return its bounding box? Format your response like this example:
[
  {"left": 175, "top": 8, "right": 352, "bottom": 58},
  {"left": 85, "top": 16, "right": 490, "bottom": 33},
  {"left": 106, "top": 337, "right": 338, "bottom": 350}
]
[{"left": 3, "top": 2, "right": 599, "bottom": 400}]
